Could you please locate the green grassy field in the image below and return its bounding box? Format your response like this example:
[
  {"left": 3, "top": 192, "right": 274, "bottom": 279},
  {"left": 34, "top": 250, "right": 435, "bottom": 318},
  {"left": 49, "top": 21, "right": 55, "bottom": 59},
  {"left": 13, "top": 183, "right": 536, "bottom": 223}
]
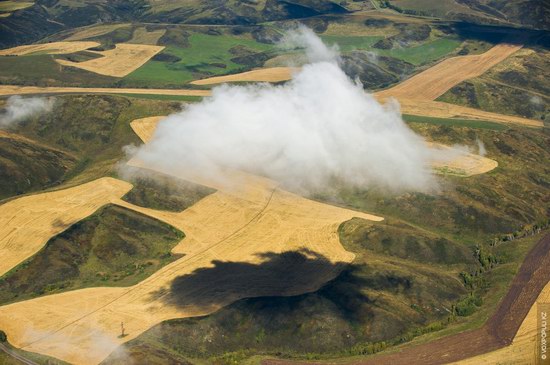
[
  {"left": 0, "top": 54, "right": 118, "bottom": 87},
  {"left": 320, "top": 35, "right": 383, "bottom": 52},
  {"left": 115, "top": 93, "right": 204, "bottom": 102},
  {"left": 122, "top": 171, "right": 215, "bottom": 212},
  {"left": 0, "top": 132, "right": 77, "bottom": 200},
  {"left": 378, "top": 37, "right": 461, "bottom": 65},
  {"left": 0, "top": 204, "right": 184, "bottom": 305},
  {"left": 402, "top": 114, "right": 508, "bottom": 130},
  {"left": 124, "top": 33, "right": 273, "bottom": 87}
]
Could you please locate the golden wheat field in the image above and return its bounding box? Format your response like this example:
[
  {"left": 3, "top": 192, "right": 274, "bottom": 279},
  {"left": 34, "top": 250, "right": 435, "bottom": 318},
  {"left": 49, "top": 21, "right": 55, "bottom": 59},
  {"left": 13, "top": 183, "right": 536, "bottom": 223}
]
[
  {"left": 0, "top": 177, "right": 132, "bottom": 277},
  {"left": 0, "top": 41, "right": 100, "bottom": 56},
  {"left": 375, "top": 43, "right": 524, "bottom": 101},
  {"left": 56, "top": 43, "right": 165, "bottom": 77},
  {"left": 0, "top": 116, "right": 383, "bottom": 364},
  {"left": 0, "top": 85, "right": 210, "bottom": 97},
  {"left": 191, "top": 67, "right": 298, "bottom": 85}
]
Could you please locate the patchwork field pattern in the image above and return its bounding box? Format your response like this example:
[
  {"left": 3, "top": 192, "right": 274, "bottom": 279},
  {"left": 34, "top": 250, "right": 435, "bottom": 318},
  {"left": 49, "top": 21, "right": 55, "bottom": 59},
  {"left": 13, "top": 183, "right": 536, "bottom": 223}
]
[
  {"left": 0, "top": 118, "right": 382, "bottom": 365},
  {"left": 56, "top": 44, "right": 165, "bottom": 77}
]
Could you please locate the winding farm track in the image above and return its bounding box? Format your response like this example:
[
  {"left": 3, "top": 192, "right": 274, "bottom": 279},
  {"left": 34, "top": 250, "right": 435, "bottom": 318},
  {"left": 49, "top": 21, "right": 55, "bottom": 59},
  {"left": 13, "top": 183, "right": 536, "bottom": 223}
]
[{"left": 263, "top": 232, "right": 550, "bottom": 365}]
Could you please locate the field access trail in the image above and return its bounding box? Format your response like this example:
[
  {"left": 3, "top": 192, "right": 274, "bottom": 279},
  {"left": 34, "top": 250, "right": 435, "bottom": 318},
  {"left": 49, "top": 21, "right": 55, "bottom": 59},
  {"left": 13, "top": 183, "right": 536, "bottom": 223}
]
[{"left": 263, "top": 232, "right": 550, "bottom": 365}]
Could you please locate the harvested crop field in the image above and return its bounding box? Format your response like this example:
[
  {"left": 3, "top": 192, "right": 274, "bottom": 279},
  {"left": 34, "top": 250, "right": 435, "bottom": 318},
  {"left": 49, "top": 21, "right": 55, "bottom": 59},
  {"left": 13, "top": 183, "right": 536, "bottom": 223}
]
[
  {"left": 191, "top": 67, "right": 298, "bottom": 85},
  {"left": 429, "top": 142, "right": 498, "bottom": 176},
  {"left": 0, "top": 85, "right": 210, "bottom": 97},
  {"left": 0, "top": 41, "right": 100, "bottom": 56},
  {"left": 65, "top": 24, "right": 130, "bottom": 41},
  {"left": 263, "top": 232, "right": 550, "bottom": 365},
  {"left": 372, "top": 41, "right": 543, "bottom": 128},
  {"left": 0, "top": 177, "right": 132, "bottom": 277},
  {"left": 0, "top": 118, "right": 382, "bottom": 365},
  {"left": 56, "top": 43, "right": 165, "bottom": 77},
  {"left": 389, "top": 99, "right": 543, "bottom": 127},
  {"left": 375, "top": 43, "right": 524, "bottom": 102}
]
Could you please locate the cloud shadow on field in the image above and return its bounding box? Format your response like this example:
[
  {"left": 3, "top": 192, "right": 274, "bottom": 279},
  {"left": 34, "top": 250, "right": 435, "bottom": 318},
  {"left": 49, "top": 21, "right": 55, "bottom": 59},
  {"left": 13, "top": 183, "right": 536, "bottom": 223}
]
[{"left": 153, "top": 249, "right": 356, "bottom": 310}]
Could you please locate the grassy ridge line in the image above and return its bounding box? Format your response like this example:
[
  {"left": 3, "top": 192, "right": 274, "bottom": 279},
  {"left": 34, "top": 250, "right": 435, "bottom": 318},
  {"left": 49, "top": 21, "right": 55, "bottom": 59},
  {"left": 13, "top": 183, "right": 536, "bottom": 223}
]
[{"left": 402, "top": 114, "right": 508, "bottom": 130}]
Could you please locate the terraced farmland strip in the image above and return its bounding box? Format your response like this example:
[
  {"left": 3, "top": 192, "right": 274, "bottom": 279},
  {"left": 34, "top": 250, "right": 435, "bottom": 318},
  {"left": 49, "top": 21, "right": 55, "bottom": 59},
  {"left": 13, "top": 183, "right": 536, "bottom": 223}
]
[
  {"left": 375, "top": 43, "right": 523, "bottom": 101},
  {"left": 0, "top": 41, "right": 100, "bottom": 56},
  {"left": 191, "top": 67, "right": 298, "bottom": 85}
]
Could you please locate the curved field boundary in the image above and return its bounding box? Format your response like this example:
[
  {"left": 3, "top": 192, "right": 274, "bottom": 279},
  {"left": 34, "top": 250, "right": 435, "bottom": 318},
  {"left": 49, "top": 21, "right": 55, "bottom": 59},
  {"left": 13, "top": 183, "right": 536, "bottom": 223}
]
[
  {"left": 0, "top": 41, "right": 100, "bottom": 56},
  {"left": 0, "top": 118, "right": 382, "bottom": 365},
  {"left": 263, "top": 232, "right": 550, "bottom": 365},
  {"left": 375, "top": 43, "right": 523, "bottom": 102},
  {"left": 191, "top": 67, "right": 298, "bottom": 85},
  {"left": 56, "top": 43, "right": 165, "bottom": 77},
  {"left": 0, "top": 177, "right": 132, "bottom": 277}
]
